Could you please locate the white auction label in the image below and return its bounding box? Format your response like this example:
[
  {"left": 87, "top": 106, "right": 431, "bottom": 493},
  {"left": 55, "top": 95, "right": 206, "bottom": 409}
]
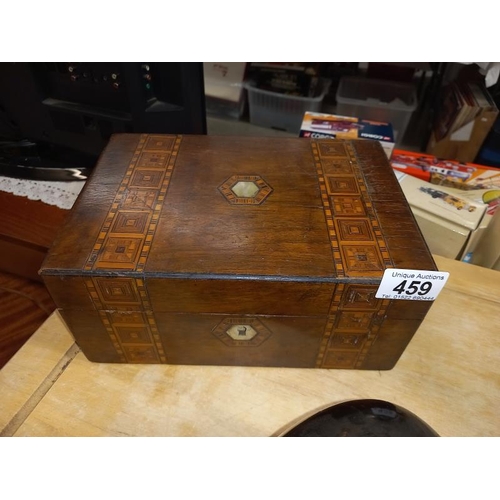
[{"left": 375, "top": 269, "right": 450, "bottom": 301}]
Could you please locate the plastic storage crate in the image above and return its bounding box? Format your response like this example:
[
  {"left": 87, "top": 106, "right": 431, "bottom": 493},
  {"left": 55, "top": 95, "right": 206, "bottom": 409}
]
[
  {"left": 245, "top": 81, "right": 329, "bottom": 134},
  {"left": 336, "top": 77, "right": 417, "bottom": 142}
]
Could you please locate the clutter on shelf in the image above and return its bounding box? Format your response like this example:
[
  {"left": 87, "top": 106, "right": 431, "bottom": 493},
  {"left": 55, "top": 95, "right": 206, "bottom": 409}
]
[
  {"left": 299, "top": 111, "right": 395, "bottom": 158},
  {"left": 245, "top": 79, "right": 330, "bottom": 134},
  {"left": 426, "top": 81, "right": 499, "bottom": 163},
  {"left": 335, "top": 76, "right": 417, "bottom": 144},
  {"left": 391, "top": 150, "right": 500, "bottom": 267}
]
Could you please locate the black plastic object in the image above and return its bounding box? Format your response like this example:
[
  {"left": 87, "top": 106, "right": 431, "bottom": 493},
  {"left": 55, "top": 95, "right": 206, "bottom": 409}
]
[
  {"left": 0, "top": 63, "right": 207, "bottom": 158},
  {"left": 0, "top": 139, "right": 92, "bottom": 181},
  {"left": 282, "top": 399, "right": 439, "bottom": 437}
]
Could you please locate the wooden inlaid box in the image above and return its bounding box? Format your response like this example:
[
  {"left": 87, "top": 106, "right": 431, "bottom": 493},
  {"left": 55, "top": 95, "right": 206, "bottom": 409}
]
[{"left": 40, "top": 134, "right": 437, "bottom": 369}]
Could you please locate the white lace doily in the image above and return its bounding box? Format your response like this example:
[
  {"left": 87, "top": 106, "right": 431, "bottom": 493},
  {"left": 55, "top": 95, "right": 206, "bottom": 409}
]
[{"left": 0, "top": 176, "right": 85, "bottom": 210}]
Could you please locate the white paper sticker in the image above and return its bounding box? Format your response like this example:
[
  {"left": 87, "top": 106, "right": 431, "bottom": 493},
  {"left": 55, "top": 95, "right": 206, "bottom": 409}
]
[{"left": 375, "top": 269, "right": 450, "bottom": 301}]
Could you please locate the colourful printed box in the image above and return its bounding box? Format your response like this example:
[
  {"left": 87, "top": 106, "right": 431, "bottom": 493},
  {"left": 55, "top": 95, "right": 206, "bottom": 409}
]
[
  {"left": 391, "top": 149, "right": 500, "bottom": 191},
  {"left": 299, "top": 112, "right": 395, "bottom": 158}
]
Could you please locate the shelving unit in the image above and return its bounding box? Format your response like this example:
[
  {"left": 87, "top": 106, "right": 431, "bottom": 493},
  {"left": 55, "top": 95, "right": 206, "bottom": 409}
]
[{"left": 204, "top": 62, "right": 450, "bottom": 152}]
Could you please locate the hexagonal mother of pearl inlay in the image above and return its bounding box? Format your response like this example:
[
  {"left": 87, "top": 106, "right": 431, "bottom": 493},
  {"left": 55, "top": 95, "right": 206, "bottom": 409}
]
[
  {"left": 218, "top": 175, "right": 273, "bottom": 206},
  {"left": 231, "top": 181, "right": 260, "bottom": 198}
]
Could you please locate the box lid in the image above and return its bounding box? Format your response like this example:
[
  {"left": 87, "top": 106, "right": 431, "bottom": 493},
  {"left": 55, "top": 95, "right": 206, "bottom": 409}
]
[{"left": 40, "top": 134, "right": 436, "bottom": 281}]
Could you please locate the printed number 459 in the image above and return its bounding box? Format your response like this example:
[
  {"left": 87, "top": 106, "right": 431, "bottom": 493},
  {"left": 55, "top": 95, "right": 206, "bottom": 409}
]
[{"left": 393, "top": 280, "right": 432, "bottom": 296}]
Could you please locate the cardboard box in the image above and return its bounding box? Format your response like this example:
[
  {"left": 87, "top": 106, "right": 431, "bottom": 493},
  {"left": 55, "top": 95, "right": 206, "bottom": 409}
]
[
  {"left": 299, "top": 112, "right": 395, "bottom": 158},
  {"left": 391, "top": 150, "right": 500, "bottom": 262},
  {"left": 391, "top": 149, "right": 500, "bottom": 190},
  {"left": 426, "top": 82, "right": 499, "bottom": 162},
  {"left": 449, "top": 186, "right": 500, "bottom": 262},
  {"left": 394, "top": 170, "right": 487, "bottom": 259},
  {"left": 469, "top": 208, "right": 500, "bottom": 270}
]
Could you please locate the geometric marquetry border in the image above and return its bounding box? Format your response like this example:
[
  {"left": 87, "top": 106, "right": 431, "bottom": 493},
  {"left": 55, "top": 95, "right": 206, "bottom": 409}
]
[
  {"left": 315, "top": 283, "right": 391, "bottom": 369},
  {"left": 84, "top": 134, "right": 182, "bottom": 272},
  {"left": 310, "top": 140, "right": 394, "bottom": 278},
  {"left": 315, "top": 284, "right": 345, "bottom": 366},
  {"left": 83, "top": 276, "right": 167, "bottom": 363},
  {"left": 311, "top": 139, "right": 395, "bottom": 368},
  {"left": 311, "top": 144, "right": 345, "bottom": 277},
  {"left": 343, "top": 141, "right": 393, "bottom": 273},
  {"left": 81, "top": 134, "right": 180, "bottom": 363}
]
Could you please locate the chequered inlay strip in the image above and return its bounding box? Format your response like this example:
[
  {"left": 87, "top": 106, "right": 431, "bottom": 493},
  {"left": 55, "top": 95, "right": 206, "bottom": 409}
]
[
  {"left": 84, "top": 134, "right": 181, "bottom": 271},
  {"left": 84, "top": 135, "right": 147, "bottom": 271},
  {"left": 316, "top": 285, "right": 390, "bottom": 369},
  {"left": 84, "top": 277, "right": 166, "bottom": 363},
  {"left": 315, "top": 284, "right": 344, "bottom": 367},
  {"left": 311, "top": 139, "right": 394, "bottom": 277},
  {"left": 137, "top": 278, "right": 166, "bottom": 362},
  {"left": 82, "top": 134, "right": 179, "bottom": 363},
  {"left": 344, "top": 141, "right": 394, "bottom": 271},
  {"left": 137, "top": 136, "right": 182, "bottom": 272},
  {"left": 84, "top": 277, "right": 126, "bottom": 362},
  {"left": 354, "top": 299, "right": 390, "bottom": 367},
  {"left": 312, "top": 140, "right": 394, "bottom": 368},
  {"left": 311, "top": 142, "right": 345, "bottom": 277}
]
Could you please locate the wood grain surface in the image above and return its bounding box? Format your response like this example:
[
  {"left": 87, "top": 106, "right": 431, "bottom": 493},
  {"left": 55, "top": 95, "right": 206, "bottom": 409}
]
[
  {"left": 0, "top": 191, "right": 68, "bottom": 249},
  {"left": 40, "top": 135, "right": 436, "bottom": 369},
  {"left": 1, "top": 255, "right": 499, "bottom": 437},
  {"left": 0, "top": 191, "right": 68, "bottom": 282},
  {"left": 41, "top": 135, "right": 434, "bottom": 277},
  {"left": 0, "top": 271, "right": 56, "bottom": 368}
]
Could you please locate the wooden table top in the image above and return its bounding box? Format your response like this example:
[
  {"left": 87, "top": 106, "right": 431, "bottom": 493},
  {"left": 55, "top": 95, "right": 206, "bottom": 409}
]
[{"left": 1, "top": 254, "right": 499, "bottom": 437}]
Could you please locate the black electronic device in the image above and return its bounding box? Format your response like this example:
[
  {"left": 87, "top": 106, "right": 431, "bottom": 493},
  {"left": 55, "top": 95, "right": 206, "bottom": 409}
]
[{"left": 0, "top": 63, "right": 207, "bottom": 179}]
